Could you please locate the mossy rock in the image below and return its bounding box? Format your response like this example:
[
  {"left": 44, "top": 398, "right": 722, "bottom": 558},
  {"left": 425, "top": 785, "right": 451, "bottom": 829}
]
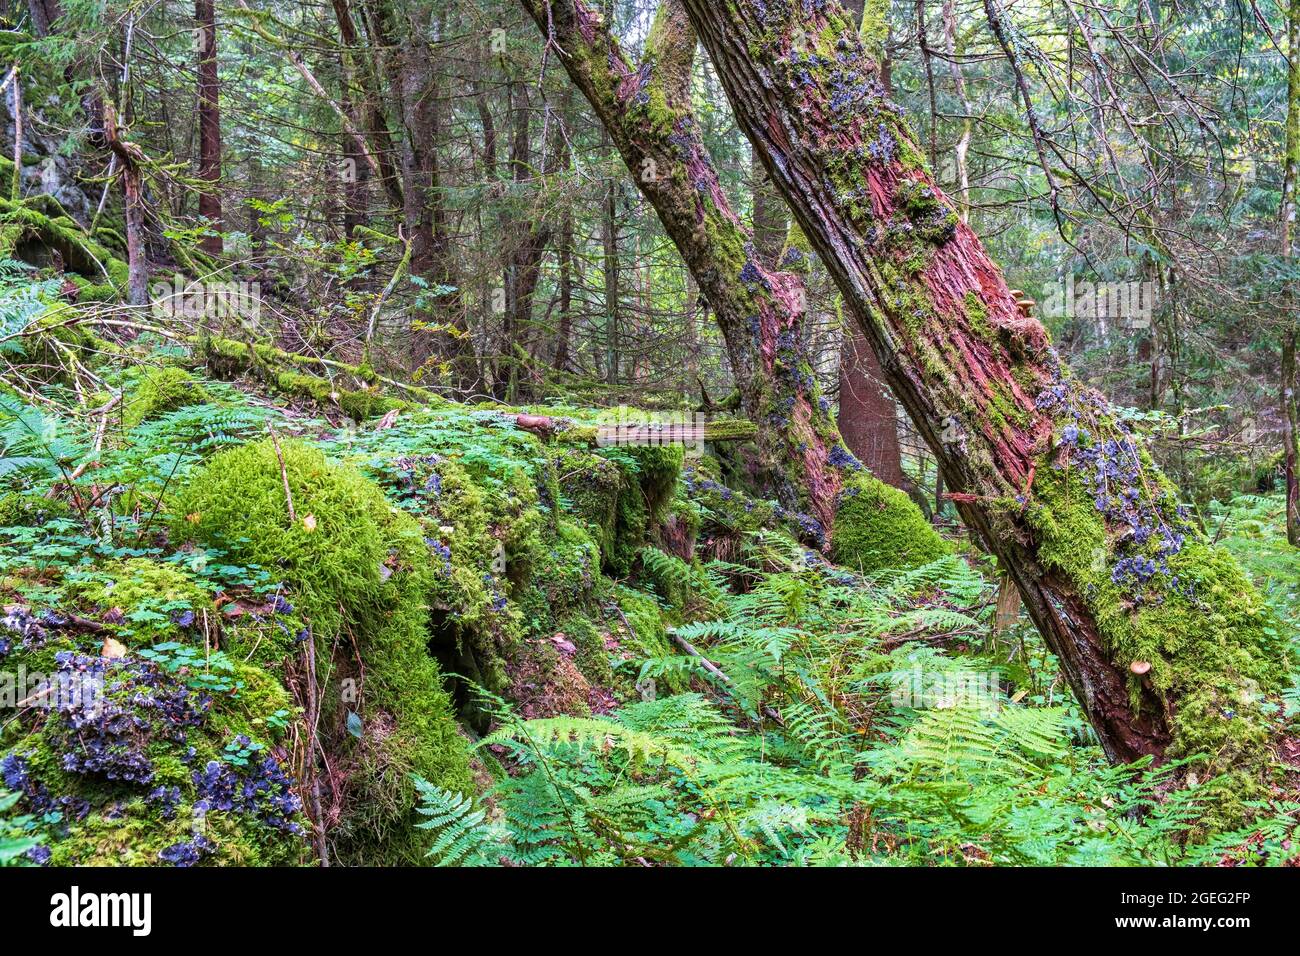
[
  {"left": 1, "top": 585, "right": 309, "bottom": 867},
  {"left": 171, "top": 439, "right": 473, "bottom": 864},
  {"left": 0, "top": 195, "right": 127, "bottom": 288},
  {"left": 71, "top": 558, "right": 214, "bottom": 646},
  {"left": 830, "top": 474, "right": 950, "bottom": 573}
]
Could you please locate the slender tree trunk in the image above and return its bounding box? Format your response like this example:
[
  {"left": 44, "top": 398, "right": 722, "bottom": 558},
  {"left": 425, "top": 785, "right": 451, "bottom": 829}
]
[
  {"left": 751, "top": 157, "right": 786, "bottom": 266},
  {"left": 333, "top": 0, "right": 404, "bottom": 211},
  {"left": 839, "top": 327, "right": 905, "bottom": 487},
  {"left": 1284, "top": 331, "right": 1299, "bottom": 545},
  {"left": 555, "top": 207, "right": 574, "bottom": 371},
  {"left": 601, "top": 164, "right": 619, "bottom": 387},
  {"left": 499, "top": 82, "right": 555, "bottom": 401},
  {"left": 338, "top": 60, "right": 369, "bottom": 240},
  {"left": 679, "top": 0, "right": 1288, "bottom": 785},
  {"left": 372, "top": 0, "right": 477, "bottom": 392},
  {"left": 837, "top": 0, "right": 907, "bottom": 488},
  {"left": 102, "top": 101, "right": 149, "bottom": 306},
  {"left": 942, "top": 0, "right": 971, "bottom": 220},
  {"left": 195, "top": 0, "right": 222, "bottom": 254},
  {"left": 1283, "top": 0, "right": 1300, "bottom": 546}
]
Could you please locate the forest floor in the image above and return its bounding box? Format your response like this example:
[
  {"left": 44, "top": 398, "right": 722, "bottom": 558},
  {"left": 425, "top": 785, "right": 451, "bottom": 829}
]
[{"left": 1, "top": 326, "right": 1298, "bottom": 867}]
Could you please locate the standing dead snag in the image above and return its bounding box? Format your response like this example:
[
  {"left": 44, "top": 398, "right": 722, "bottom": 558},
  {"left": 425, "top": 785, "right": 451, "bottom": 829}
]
[
  {"left": 101, "top": 101, "right": 150, "bottom": 307},
  {"left": 679, "top": 0, "right": 1288, "bottom": 804}
]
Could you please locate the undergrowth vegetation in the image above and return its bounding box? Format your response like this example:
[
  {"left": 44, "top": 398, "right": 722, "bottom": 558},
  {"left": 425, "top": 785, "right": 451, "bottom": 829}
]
[{"left": 1, "top": 336, "right": 1297, "bottom": 867}]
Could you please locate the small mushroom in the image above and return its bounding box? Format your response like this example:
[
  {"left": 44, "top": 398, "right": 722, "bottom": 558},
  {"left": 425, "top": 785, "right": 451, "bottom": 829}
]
[{"left": 1129, "top": 660, "right": 1152, "bottom": 675}]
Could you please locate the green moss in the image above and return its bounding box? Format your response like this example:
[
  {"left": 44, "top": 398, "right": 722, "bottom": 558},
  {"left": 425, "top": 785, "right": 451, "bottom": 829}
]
[
  {"left": 613, "top": 586, "right": 688, "bottom": 694},
  {"left": 21, "top": 305, "right": 99, "bottom": 385},
  {"left": 0, "top": 491, "right": 72, "bottom": 528},
  {"left": 0, "top": 195, "right": 127, "bottom": 288},
  {"left": 171, "top": 439, "right": 472, "bottom": 864},
  {"left": 72, "top": 558, "right": 213, "bottom": 645},
  {"left": 123, "top": 367, "right": 211, "bottom": 429},
  {"left": 553, "top": 448, "right": 623, "bottom": 566},
  {"left": 65, "top": 273, "right": 119, "bottom": 302},
  {"left": 1027, "top": 439, "right": 1289, "bottom": 828},
  {"left": 199, "top": 337, "right": 421, "bottom": 421},
  {"left": 830, "top": 473, "right": 951, "bottom": 573},
  {"left": 606, "top": 445, "right": 684, "bottom": 576},
  {"left": 47, "top": 806, "right": 304, "bottom": 867},
  {"left": 964, "top": 290, "right": 993, "bottom": 343},
  {"left": 557, "top": 610, "right": 615, "bottom": 689}
]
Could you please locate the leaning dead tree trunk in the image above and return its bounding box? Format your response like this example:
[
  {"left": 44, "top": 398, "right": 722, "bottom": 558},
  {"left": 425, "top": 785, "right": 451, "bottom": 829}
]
[
  {"left": 519, "top": 0, "right": 941, "bottom": 569},
  {"left": 680, "top": 0, "right": 1288, "bottom": 794}
]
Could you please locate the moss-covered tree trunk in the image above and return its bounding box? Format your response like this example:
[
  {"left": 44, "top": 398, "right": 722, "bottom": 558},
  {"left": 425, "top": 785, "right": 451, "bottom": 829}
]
[
  {"left": 518, "top": 0, "right": 939, "bottom": 568},
  {"left": 1283, "top": 0, "right": 1300, "bottom": 548},
  {"left": 680, "top": 0, "right": 1288, "bottom": 789}
]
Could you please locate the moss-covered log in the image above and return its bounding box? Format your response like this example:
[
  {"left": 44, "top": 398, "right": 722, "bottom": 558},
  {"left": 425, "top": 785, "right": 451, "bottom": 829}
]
[
  {"left": 197, "top": 335, "right": 442, "bottom": 421},
  {"left": 679, "top": 0, "right": 1291, "bottom": 802}
]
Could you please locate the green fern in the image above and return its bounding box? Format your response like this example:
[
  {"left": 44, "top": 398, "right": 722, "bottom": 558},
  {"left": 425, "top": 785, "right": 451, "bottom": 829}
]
[{"left": 411, "top": 777, "right": 501, "bottom": 866}]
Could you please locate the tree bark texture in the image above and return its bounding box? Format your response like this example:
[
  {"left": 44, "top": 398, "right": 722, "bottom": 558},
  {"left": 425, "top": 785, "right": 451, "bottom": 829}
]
[{"left": 679, "top": 0, "right": 1287, "bottom": 785}]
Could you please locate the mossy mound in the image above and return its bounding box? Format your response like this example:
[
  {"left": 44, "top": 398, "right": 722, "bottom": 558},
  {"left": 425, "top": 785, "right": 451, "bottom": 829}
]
[
  {"left": 70, "top": 558, "right": 214, "bottom": 646},
  {"left": 124, "top": 367, "right": 211, "bottom": 428},
  {"left": 830, "top": 474, "right": 951, "bottom": 573},
  {"left": 0, "top": 492, "right": 72, "bottom": 528},
  {"left": 607, "top": 446, "right": 685, "bottom": 576},
  {"left": 551, "top": 446, "right": 623, "bottom": 564},
  {"left": 170, "top": 439, "right": 473, "bottom": 864},
  {"left": 550, "top": 443, "right": 684, "bottom": 576},
  {"left": 333, "top": 407, "right": 697, "bottom": 725}
]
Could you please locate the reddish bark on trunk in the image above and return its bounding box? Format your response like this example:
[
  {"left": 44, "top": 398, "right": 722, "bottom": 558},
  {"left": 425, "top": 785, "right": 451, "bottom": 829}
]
[
  {"left": 679, "top": 0, "right": 1286, "bottom": 771},
  {"left": 838, "top": 325, "right": 906, "bottom": 488}
]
